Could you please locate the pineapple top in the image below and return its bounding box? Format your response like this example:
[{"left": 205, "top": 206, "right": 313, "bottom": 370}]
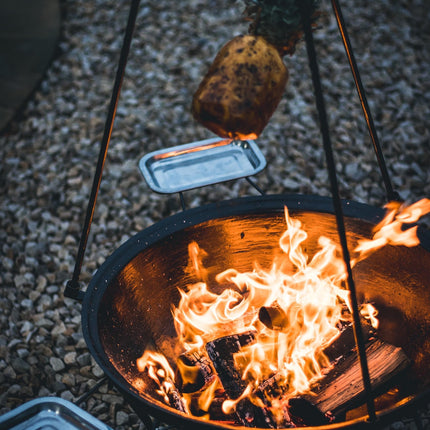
[{"left": 243, "top": 0, "right": 321, "bottom": 55}]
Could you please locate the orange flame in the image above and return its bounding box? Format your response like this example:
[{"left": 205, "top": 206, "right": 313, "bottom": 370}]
[
  {"left": 136, "top": 349, "right": 178, "bottom": 405},
  {"left": 360, "top": 303, "right": 379, "bottom": 329},
  {"left": 136, "top": 198, "right": 429, "bottom": 419},
  {"left": 353, "top": 198, "right": 430, "bottom": 264}
]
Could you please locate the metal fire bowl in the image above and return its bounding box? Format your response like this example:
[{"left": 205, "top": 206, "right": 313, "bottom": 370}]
[{"left": 82, "top": 194, "right": 430, "bottom": 429}]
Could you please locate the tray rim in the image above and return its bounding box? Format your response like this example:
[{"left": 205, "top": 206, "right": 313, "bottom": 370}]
[{"left": 138, "top": 137, "right": 267, "bottom": 194}]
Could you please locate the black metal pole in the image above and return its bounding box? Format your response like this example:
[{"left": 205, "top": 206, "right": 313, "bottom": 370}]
[
  {"left": 65, "top": 0, "right": 141, "bottom": 300},
  {"left": 331, "top": 0, "right": 400, "bottom": 203},
  {"left": 179, "top": 192, "right": 187, "bottom": 211},
  {"left": 74, "top": 376, "right": 109, "bottom": 406},
  {"left": 246, "top": 176, "right": 266, "bottom": 195},
  {"left": 297, "top": 0, "right": 377, "bottom": 422}
]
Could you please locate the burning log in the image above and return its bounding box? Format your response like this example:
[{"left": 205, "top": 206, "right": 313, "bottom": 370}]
[
  {"left": 136, "top": 349, "right": 189, "bottom": 414},
  {"left": 255, "top": 372, "right": 290, "bottom": 402},
  {"left": 206, "top": 331, "right": 278, "bottom": 428},
  {"left": 323, "top": 318, "right": 376, "bottom": 362},
  {"left": 234, "top": 399, "right": 278, "bottom": 428},
  {"left": 185, "top": 388, "right": 236, "bottom": 421},
  {"left": 258, "top": 302, "right": 291, "bottom": 332},
  {"left": 205, "top": 331, "right": 257, "bottom": 399},
  {"left": 167, "top": 387, "right": 189, "bottom": 413},
  {"left": 288, "top": 397, "right": 333, "bottom": 426},
  {"left": 175, "top": 351, "right": 229, "bottom": 419},
  {"left": 290, "top": 339, "right": 410, "bottom": 420},
  {"left": 175, "top": 350, "right": 216, "bottom": 393},
  {"left": 259, "top": 301, "right": 378, "bottom": 363},
  {"left": 253, "top": 373, "right": 296, "bottom": 428},
  {"left": 141, "top": 368, "right": 188, "bottom": 413},
  {"left": 205, "top": 390, "right": 236, "bottom": 421}
]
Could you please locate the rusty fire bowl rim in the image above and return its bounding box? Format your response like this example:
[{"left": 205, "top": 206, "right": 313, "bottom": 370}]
[{"left": 81, "top": 193, "right": 430, "bottom": 430}]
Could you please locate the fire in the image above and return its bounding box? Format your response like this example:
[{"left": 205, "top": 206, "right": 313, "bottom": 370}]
[
  {"left": 352, "top": 198, "right": 430, "bottom": 264},
  {"left": 136, "top": 198, "right": 430, "bottom": 422},
  {"left": 136, "top": 349, "right": 183, "bottom": 408}
]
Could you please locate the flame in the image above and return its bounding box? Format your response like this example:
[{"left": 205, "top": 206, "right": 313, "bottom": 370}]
[
  {"left": 136, "top": 198, "right": 429, "bottom": 420},
  {"left": 352, "top": 198, "right": 430, "bottom": 264},
  {"left": 360, "top": 303, "right": 379, "bottom": 329},
  {"left": 136, "top": 349, "right": 178, "bottom": 405}
]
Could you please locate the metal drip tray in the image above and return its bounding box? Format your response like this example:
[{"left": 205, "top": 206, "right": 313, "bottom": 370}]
[
  {"left": 0, "top": 397, "right": 113, "bottom": 430},
  {"left": 139, "top": 137, "right": 266, "bottom": 193}
]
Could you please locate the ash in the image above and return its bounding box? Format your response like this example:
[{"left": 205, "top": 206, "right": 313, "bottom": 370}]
[{"left": 0, "top": 0, "right": 429, "bottom": 429}]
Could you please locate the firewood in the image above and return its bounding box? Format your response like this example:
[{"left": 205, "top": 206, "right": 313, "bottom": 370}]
[
  {"left": 323, "top": 318, "right": 376, "bottom": 362},
  {"left": 206, "top": 331, "right": 256, "bottom": 399},
  {"left": 254, "top": 373, "right": 295, "bottom": 428},
  {"left": 235, "top": 399, "right": 278, "bottom": 428},
  {"left": 287, "top": 397, "right": 333, "bottom": 426},
  {"left": 141, "top": 370, "right": 188, "bottom": 413},
  {"left": 259, "top": 301, "right": 377, "bottom": 364},
  {"left": 175, "top": 350, "right": 216, "bottom": 393},
  {"left": 186, "top": 389, "right": 235, "bottom": 421},
  {"left": 255, "top": 372, "right": 290, "bottom": 402},
  {"left": 293, "top": 339, "right": 410, "bottom": 419},
  {"left": 136, "top": 348, "right": 188, "bottom": 414},
  {"left": 208, "top": 390, "right": 235, "bottom": 421},
  {"left": 167, "top": 387, "right": 188, "bottom": 413},
  {"left": 259, "top": 302, "right": 290, "bottom": 331},
  {"left": 206, "top": 331, "right": 277, "bottom": 428}
]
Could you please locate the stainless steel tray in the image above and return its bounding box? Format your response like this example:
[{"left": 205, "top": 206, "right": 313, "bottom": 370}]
[
  {"left": 0, "top": 397, "right": 113, "bottom": 430},
  {"left": 138, "top": 137, "right": 266, "bottom": 193}
]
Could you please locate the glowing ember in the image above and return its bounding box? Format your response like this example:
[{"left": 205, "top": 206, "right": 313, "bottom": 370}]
[{"left": 136, "top": 199, "right": 430, "bottom": 423}]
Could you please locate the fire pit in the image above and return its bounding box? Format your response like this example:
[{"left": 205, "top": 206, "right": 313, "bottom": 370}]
[
  {"left": 81, "top": 194, "right": 430, "bottom": 429},
  {"left": 61, "top": 0, "right": 430, "bottom": 428}
]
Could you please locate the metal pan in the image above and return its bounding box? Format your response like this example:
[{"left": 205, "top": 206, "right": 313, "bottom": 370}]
[
  {"left": 0, "top": 397, "right": 113, "bottom": 430},
  {"left": 138, "top": 137, "right": 266, "bottom": 194}
]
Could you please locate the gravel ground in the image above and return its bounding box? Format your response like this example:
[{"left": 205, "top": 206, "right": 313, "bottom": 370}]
[{"left": 1, "top": 0, "right": 429, "bottom": 429}]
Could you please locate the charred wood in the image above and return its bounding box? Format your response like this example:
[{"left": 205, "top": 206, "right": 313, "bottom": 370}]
[
  {"left": 323, "top": 318, "right": 376, "bottom": 362},
  {"left": 206, "top": 331, "right": 277, "bottom": 428},
  {"left": 207, "top": 391, "right": 235, "bottom": 421},
  {"left": 287, "top": 397, "right": 333, "bottom": 426},
  {"left": 253, "top": 373, "right": 295, "bottom": 428},
  {"left": 235, "top": 399, "right": 278, "bottom": 428},
  {"left": 175, "top": 350, "right": 216, "bottom": 393},
  {"left": 167, "top": 387, "right": 188, "bottom": 413},
  {"left": 259, "top": 302, "right": 290, "bottom": 331},
  {"left": 137, "top": 360, "right": 188, "bottom": 413},
  {"left": 294, "top": 339, "right": 410, "bottom": 418},
  {"left": 187, "top": 389, "right": 236, "bottom": 421},
  {"left": 255, "top": 372, "right": 290, "bottom": 402},
  {"left": 206, "top": 331, "right": 256, "bottom": 399}
]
